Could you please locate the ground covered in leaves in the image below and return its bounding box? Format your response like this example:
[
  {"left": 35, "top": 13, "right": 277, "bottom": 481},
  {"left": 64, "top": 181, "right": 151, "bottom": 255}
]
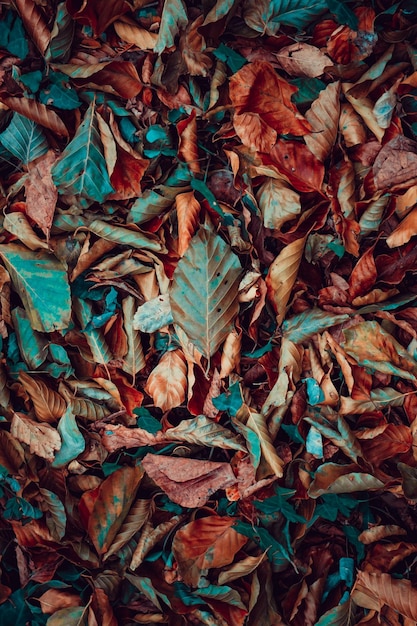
[{"left": 3, "top": 0, "right": 417, "bottom": 624}]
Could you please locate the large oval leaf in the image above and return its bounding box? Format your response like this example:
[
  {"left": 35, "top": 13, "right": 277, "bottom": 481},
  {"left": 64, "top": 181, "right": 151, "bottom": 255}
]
[{"left": 170, "top": 224, "right": 242, "bottom": 359}]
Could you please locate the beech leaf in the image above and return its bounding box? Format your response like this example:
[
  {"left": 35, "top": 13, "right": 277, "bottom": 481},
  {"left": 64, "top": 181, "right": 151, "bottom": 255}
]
[
  {"left": 170, "top": 224, "right": 242, "bottom": 359},
  {"left": 145, "top": 349, "right": 187, "bottom": 412},
  {"left": 10, "top": 413, "right": 61, "bottom": 461}
]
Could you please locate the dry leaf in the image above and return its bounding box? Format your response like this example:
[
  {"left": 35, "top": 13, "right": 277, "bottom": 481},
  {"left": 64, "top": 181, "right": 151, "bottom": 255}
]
[
  {"left": 145, "top": 349, "right": 187, "bottom": 412},
  {"left": 10, "top": 412, "right": 61, "bottom": 460}
]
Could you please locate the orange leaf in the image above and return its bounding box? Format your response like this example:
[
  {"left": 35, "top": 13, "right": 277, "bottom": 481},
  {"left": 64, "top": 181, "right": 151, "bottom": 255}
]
[
  {"left": 145, "top": 349, "right": 187, "bottom": 412},
  {"left": 229, "top": 60, "right": 311, "bottom": 152},
  {"left": 348, "top": 245, "right": 377, "bottom": 299},
  {"left": 386, "top": 206, "right": 417, "bottom": 248},
  {"left": 266, "top": 234, "right": 308, "bottom": 326},
  {"left": 39, "top": 589, "right": 82, "bottom": 615},
  {"left": 175, "top": 191, "right": 201, "bottom": 256},
  {"left": 352, "top": 571, "right": 417, "bottom": 620},
  {"left": 141, "top": 454, "right": 237, "bottom": 508},
  {"left": 265, "top": 140, "right": 325, "bottom": 193},
  {"left": 177, "top": 109, "right": 200, "bottom": 174},
  {"left": 56, "top": 61, "right": 142, "bottom": 99},
  {"left": 172, "top": 515, "right": 247, "bottom": 586},
  {"left": 25, "top": 150, "right": 58, "bottom": 238}
]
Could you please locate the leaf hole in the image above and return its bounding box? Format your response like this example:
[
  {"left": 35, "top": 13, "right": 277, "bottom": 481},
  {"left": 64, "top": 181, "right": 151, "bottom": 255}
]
[{"left": 217, "top": 308, "right": 221, "bottom": 312}]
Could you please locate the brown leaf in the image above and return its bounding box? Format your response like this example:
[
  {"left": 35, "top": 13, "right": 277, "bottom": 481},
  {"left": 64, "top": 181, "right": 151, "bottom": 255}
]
[
  {"left": 339, "top": 102, "right": 367, "bottom": 147},
  {"left": 66, "top": 0, "right": 130, "bottom": 36},
  {"left": 19, "top": 371, "right": 66, "bottom": 423},
  {"left": 145, "top": 349, "right": 187, "bottom": 412},
  {"left": 0, "top": 96, "right": 68, "bottom": 138},
  {"left": 265, "top": 139, "right": 325, "bottom": 193},
  {"left": 10, "top": 412, "right": 61, "bottom": 460},
  {"left": 172, "top": 515, "right": 247, "bottom": 586},
  {"left": 89, "top": 588, "right": 117, "bottom": 626},
  {"left": 348, "top": 245, "right": 377, "bottom": 299},
  {"left": 39, "top": 589, "right": 82, "bottom": 615},
  {"left": 14, "top": 0, "right": 50, "bottom": 55},
  {"left": 114, "top": 19, "right": 158, "bottom": 49},
  {"left": 266, "top": 234, "right": 308, "bottom": 326},
  {"left": 373, "top": 136, "right": 417, "bottom": 190},
  {"left": 141, "top": 454, "right": 237, "bottom": 508},
  {"left": 0, "top": 430, "right": 25, "bottom": 473},
  {"left": 56, "top": 61, "right": 142, "bottom": 99},
  {"left": 180, "top": 15, "right": 212, "bottom": 77},
  {"left": 275, "top": 43, "right": 333, "bottom": 78},
  {"left": 386, "top": 206, "right": 417, "bottom": 248},
  {"left": 25, "top": 150, "right": 58, "bottom": 237},
  {"left": 177, "top": 109, "right": 200, "bottom": 174},
  {"left": 352, "top": 571, "right": 417, "bottom": 620},
  {"left": 175, "top": 191, "right": 201, "bottom": 256},
  {"left": 229, "top": 61, "right": 311, "bottom": 152},
  {"left": 304, "top": 82, "right": 340, "bottom": 162}
]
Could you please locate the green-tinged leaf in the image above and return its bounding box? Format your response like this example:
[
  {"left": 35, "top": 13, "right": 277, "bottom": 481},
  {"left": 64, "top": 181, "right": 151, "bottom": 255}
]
[
  {"left": 39, "top": 488, "right": 67, "bottom": 541},
  {"left": 170, "top": 224, "right": 242, "bottom": 359},
  {"left": 191, "top": 178, "right": 228, "bottom": 221},
  {"left": 355, "top": 292, "right": 417, "bottom": 314},
  {"left": 243, "top": 0, "right": 327, "bottom": 34},
  {"left": 45, "top": 2, "right": 74, "bottom": 62},
  {"left": 129, "top": 188, "right": 178, "bottom": 224},
  {"left": 51, "top": 102, "right": 114, "bottom": 205},
  {"left": 234, "top": 520, "right": 292, "bottom": 572},
  {"left": 339, "top": 387, "right": 405, "bottom": 414},
  {"left": 0, "top": 12, "right": 28, "bottom": 59},
  {"left": 104, "top": 498, "right": 151, "bottom": 560},
  {"left": 86, "top": 465, "right": 143, "bottom": 555},
  {"left": 291, "top": 77, "right": 326, "bottom": 106},
  {"left": 398, "top": 462, "right": 417, "bottom": 499},
  {"left": 11, "top": 307, "right": 48, "bottom": 369},
  {"left": 40, "top": 71, "right": 81, "bottom": 110},
  {"left": 154, "top": 0, "right": 188, "bottom": 54},
  {"left": 195, "top": 584, "right": 246, "bottom": 610},
  {"left": 0, "top": 244, "right": 71, "bottom": 332},
  {"left": 359, "top": 194, "right": 390, "bottom": 237},
  {"left": 282, "top": 307, "right": 350, "bottom": 343},
  {"left": 244, "top": 409, "right": 284, "bottom": 478},
  {"left": 19, "top": 70, "right": 43, "bottom": 93},
  {"left": 304, "top": 412, "right": 362, "bottom": 463},
  {"left": 3, "top": 496, "right": 43, "bottom": 522},
  {"left": 0, "top": 113, "right": 48, "bottom": 164},
  {"left": 254, "top": 486, "right": 306, "bottom": 523},
  {"left": 51, "top": 406, "right": 85, "bottom": 468},
  {"left": 122, "top": 296, "right": 145, "bottom": 377},
  {"left": 308, "top": 463, "right": 384, "bottom": 498},
  {"left": 213, "top": 43, "right": 246, "bottom": 73},
  {"left": 342, "top": 320, "right": 417, "bottom": 381},
  {"left": 125, "top": 574, "right": 171, "bottom": 612},
  {"left": 304, "top": 377, "right": 325, "bottom": 405},
  {"left": 315, "top": 598, "right": 357, "bottom": 626},
  {"left": 73, "top": 297, "right": 113, "bottom": 364},
  {"left": 88, "top": 219, "right": 166, "bottom": 253},
  {"left": 257, "top": 177, "right": 301, "bottom": 231},
  {"left": 46, "top": 607, "right": 87, "bottom": 625},
  {"left": 314, "top": 493, "right": 359, "bottom": 522},
  {"left": 326, "top": 0, "right": 358, "bottom": 29}
]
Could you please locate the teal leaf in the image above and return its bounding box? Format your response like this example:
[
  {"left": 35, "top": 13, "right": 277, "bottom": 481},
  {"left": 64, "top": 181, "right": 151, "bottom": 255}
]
[
  {"left": 154, "top": 0, "right": 188, "bottom": 54},
  {"left": 304, "top": 378, "right": 325, "bottom": 405},
  {"left": 243, "top": 0, "right": 327, "bottom": 34},
  {"left": 234, "top": 520, "right": 293, "bottom": 572},
  {"left": 73, "top": 297, "right": 113, "bottom": 364},
  {"left": 19, "top": 70, "right": 43, "bottom": 94},
  {"left": 191, "top": 178, "right": 228, "bottom": 222},
  {"left": 51, "top": 102, "right": 114, "bottom": 205},
  {"left": 52, "top": 406, "right": 85, "bottom": 468},
  {"left": 3, "top": 496, "right": 43, "bottom": 522},
  {"left": 40, "top": 488, "right": 67, "bottom": 540},
  {"left": 0, "top": 113, "right": 48, "bottom": 164},
  {"left": 315, "top": 599, "right": 357, "bottom": 626},
  {"left": 254, "top": 487, "right": 306, "bottom": 523},
  {"left": 326, "top": 0, "right": 358, "bottom": 29},
  {"left": 136, "top": 412, "right": 162, "bottom": 434},
  {"left": 0, "top": 12, "right": 28, "bottom": 59},
  {"left": 213, "top": 43, "right": 246, "bottom": 73},
  {"left": 282, "top": 307, "right": 349, "bottom": 344},
  {"left": 40, "top": 71, "right": 81, "bottom": 110},
  {"left": 306, "top": 425, "right": 323, "bottom": 458},
  {"left": 170, "top": 225, "right": 242, "bottom": 359},
  {"left": 11, "top": 307, "right": 48, "bottom": 369},
  {"left": 0, "top": 244, "right": 71, "bottom": 332},
  {"left": 45, "top": 2, "right": 75, "bottom": 63},
  {"left": 290, "top": 77, "right": 326, "bottom": 107},
  {"left": 88, "top": 220, "right": 166, "bottom": 253},
  {"left": 212, "top": 382, "right": 243, "bottom": 416},
  {"left": 314, "top": 494, "right": 364, "bottom": 522}
]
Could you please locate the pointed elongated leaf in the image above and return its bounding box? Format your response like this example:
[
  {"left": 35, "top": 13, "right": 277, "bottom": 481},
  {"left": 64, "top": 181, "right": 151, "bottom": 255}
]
[
  {"left": 170, "top": 225, "right": 242, "bottom": 359},
  {"left": 352, "top": 571, "right": 417, "bottom": 620},
  {"left": 104, "top": 499, "right": 150, "bottom": 560},
  {"left": 154, "top": 0, "right": 188, "bottom": 54},
  {"left": 0, "top": 96, "right": 68, "bottom": 138},
  {"left": 305, "top": 82, "right": 340, "bottom": 161},
  {"left": 87, "top": 220, "right": 165, "bottom": 253},
  {"left": 3, "top": 212, "right": 50, "bottom": 251},
  {"left": 45, "top": 2, "right": 74, "bottom": 62},
  {"left": 266, "top": 234, "right": 307, "bottom": 326},
  {"left": 257, "top": 177, "right": 301, "bottom": 231},
  {"left": 73, "top": 298, "right": 113, "bottom": 365},
  {"left": 14, "top": 0, "right": 51, "bottom": 54},
  {"left": 175, "top": 191, "right": 201, "bottom": 256},
  {"left": 244, "top": 0, "right": 327, "bottom": 32},
  {"left": 0, "top": 244, "right": 71, "bottom": 332},
  {"left": 51, "top": 103, "right": 114, "bottom": 204},
  {"left": 11, "top": 307, "right": 48, "bottom": 369},
  {"left": 39, "top": 488, "right": 67, "bottom": 541},
  {"left": 315, "top": 599, "right": 357, "bottom": 626},
  {"left": 122, "top": 296, "right": 145, "bottom": 378},
  {"left": 0, "top": 113, "right": 48, "bottom": 164}
]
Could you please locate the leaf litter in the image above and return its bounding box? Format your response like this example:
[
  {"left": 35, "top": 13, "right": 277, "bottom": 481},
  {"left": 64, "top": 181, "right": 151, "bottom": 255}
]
[{"left": 1, "top": 1, "right": 417, "bottom": 624}]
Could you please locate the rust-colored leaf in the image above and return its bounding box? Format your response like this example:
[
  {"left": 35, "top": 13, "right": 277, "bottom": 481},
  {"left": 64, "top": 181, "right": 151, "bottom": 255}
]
[
  {"left": 175, "top": 191, "right": 201, "bottom": 256},
  {"left": 172, "top": 515, "right": 247, "bottom": 586},
  {"left": 0, "top": 96, "right": 68, "bottom": 138},
  {"left": 229, "top": 60, "right": 311, "bottom": 152},
  {"left": 25, "top": 150, "right": 58, "bottom": 238},
  {"left": 304, "top": 82, "right": 340, "bottom": 162},
  {"left": 352, "top": 571, "right": 417, "bottom": 620},
  {"left": 14, "top": 0, "right": 50, "bottom": 55}
]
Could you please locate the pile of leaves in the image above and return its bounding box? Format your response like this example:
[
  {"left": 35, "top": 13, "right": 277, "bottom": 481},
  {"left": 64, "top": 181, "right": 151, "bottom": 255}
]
[{"left": 4, "top": 0, "right": 417, "bottom": 623}]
